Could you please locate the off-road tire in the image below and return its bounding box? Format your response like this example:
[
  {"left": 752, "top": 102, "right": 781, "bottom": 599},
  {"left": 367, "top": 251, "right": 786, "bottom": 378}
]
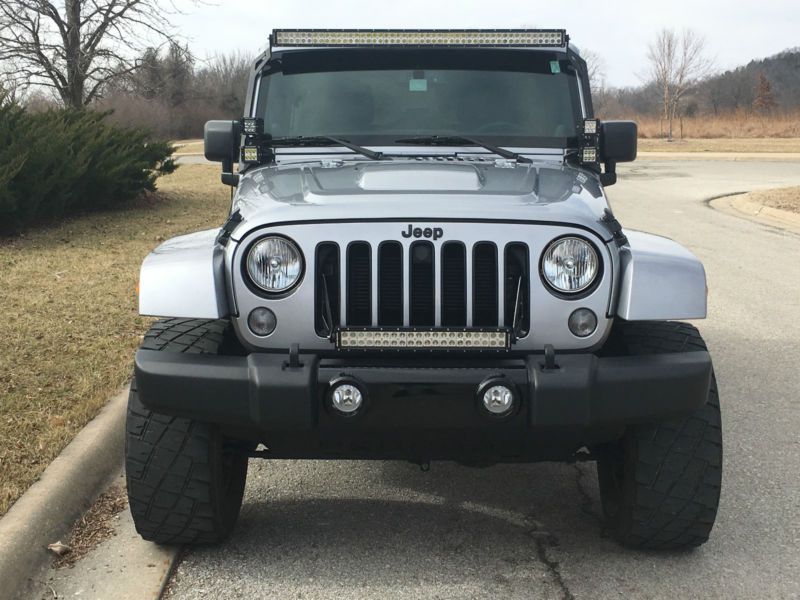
[
  {"left": 597, "top": 321, "right": 722, "bottom": 550},
  {"left": 125, "top": 319, "right": 248, "bottom": 545}
]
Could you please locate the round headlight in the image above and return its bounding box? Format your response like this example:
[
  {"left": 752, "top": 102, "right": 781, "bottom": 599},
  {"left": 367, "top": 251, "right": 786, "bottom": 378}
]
[
  {"left": 246, "top": 236, "right": 303, "bottom": 293},
  {"left": 541, "top": 237, "right": 599, "bottom": 294}
]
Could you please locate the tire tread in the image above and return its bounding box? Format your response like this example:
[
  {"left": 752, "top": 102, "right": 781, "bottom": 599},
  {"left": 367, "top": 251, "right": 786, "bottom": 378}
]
[
  {"left": 599, "top": 321, "right": 722, "bottom": 550},
  {"left": 126, "top": 319, "right": 246, "bottom": 545}
]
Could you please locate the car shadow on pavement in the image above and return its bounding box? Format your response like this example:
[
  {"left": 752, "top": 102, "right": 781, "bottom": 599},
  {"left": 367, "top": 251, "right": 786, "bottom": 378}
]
[
  {"left": 170, "top": 460, "right": 712, "bottom": 599},
  {"left": 187, "top": 461, "right": 615, "bottom": 594}
]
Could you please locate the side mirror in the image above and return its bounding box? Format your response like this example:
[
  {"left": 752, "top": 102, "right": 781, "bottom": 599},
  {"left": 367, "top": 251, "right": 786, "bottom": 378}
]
[
  {"left": 204, "top": 120, "right": 241, "bottom": 186},
  {"left": 601, "top": 120, "right": 637, "bottom": 163},
  {"left": 598, "top": 120, "right": 637, "bottom": 186}
]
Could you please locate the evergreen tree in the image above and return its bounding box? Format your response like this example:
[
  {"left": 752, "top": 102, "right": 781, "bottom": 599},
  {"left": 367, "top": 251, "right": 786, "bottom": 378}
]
[
  {"left": 752, "top": 73, "right": 778, "bottom": 113},
  {"left": 0, "top": 97, "right": 176, "bottom": 234}
]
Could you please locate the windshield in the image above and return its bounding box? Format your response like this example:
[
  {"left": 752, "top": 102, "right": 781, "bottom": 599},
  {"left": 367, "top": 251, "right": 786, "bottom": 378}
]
[{"left": 255, "top": 49, "right": 583, "bottom": 148}]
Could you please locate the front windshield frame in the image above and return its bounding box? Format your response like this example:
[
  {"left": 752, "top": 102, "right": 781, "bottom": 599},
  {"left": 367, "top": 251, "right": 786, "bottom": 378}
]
[{"left": 253, "top": 48, "right": 585, "bottom": 149}]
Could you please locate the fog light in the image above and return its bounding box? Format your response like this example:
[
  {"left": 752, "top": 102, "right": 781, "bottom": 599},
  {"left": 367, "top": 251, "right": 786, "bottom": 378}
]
[
  {"left": 248, "top": 307, "right": 277, "bottom": 337},
  {"left": 568, "top": 308, "right": 597, "bottom": 338},
  {"left": 330, "top": 383, "right": 363, "bottom": 414},
  {"left": 481, "top": 384, "right": 515, "bottom": 416}
]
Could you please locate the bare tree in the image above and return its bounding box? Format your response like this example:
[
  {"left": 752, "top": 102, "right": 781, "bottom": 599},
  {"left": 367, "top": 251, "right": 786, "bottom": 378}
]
[
  {"left": 646, "top": 28, "right": 714, "bottom": 140},
  {"left": 0, "top": 0, "right": 183, "bottom": 109},
  {"left": 581, "top": 49, "right": 607, "bottom": 92},
  {"left": 194, "top": 52, "right": 253, "bottom": 114},
  {"left": 0, "top": 69, "right": 18, "bottom": 102},
  {"left": 581, "top": 48, "right": 608, "bottom": 113}
]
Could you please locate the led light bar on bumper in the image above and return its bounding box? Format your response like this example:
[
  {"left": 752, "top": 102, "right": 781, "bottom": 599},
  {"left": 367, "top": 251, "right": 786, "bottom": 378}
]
[
  {"left": 337, "top": 328, "right": 511, "bottom": 350},
  {"left": 271, "top": 29, "right": 566, "bottom": 48}
]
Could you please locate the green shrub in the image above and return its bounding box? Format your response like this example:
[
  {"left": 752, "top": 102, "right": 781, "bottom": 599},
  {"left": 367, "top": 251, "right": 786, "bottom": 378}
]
[{"left": 0, "top": 97, "right": 176, "bottom": 234}]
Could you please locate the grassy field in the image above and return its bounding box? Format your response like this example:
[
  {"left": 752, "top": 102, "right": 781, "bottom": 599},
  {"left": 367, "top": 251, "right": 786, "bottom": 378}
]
[
  {"left": 637, "top": 138, "right": 800, "bottom": 153},
  {"left": 635, "top": 111, "right": 800, "bottom": 139},
  {"left": 0, "top": 165, "right": 228, "bottom": 517}
]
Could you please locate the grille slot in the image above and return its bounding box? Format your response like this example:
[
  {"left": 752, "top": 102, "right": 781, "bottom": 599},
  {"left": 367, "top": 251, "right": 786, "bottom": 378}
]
[
  {"left": 441, "top": 242, "right": 467, "bottom": 326},
  {"left": 378, "top": 242, "right": 403, "bottom": 326},
  {"left": 314, "top": 243, "right": 340, "bottom": 336},
  {"left": 347, "top": 242, "right": 371, "bottom": 326},
  {"left": 504, "top": 243, "right": 530, "bottom": 337},
  {"left": 473, "top": 242, "right": 498, "bottom": 326},
  {"left": 410, "top": 241, "right": 435, "bottom": 326}
]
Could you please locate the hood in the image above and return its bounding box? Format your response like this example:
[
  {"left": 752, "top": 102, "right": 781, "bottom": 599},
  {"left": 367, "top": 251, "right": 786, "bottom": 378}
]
[{"left": 230, "top": 158, "right": 613, "bottom": 242}]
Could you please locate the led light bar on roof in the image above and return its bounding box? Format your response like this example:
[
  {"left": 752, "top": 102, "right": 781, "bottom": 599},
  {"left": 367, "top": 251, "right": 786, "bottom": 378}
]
[
  {"left": 272, "top": 29, "right": 566, "bottom": 49},
  {"left": 337, "top": 327, "right": 511, "bottom": 350}
]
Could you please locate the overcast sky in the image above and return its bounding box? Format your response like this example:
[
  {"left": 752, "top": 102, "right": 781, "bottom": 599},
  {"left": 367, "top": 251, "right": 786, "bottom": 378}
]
[{"left": 172, "top": 0, "right": 797, "bottom": 87}]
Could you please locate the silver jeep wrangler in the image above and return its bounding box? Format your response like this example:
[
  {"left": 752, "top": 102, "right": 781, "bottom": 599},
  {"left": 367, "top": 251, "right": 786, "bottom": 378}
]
[{"left": 127, "top": 29, "right": 721, "bottom": 550}]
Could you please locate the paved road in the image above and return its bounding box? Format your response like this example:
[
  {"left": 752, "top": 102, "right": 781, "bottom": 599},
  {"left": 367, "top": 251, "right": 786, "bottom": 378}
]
[{"left": 166, "top": 160, "right": 800, "bottom": 600}]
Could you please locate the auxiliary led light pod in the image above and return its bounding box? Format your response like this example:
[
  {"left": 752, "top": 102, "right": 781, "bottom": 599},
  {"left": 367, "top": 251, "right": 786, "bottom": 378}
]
[
  {"left": 583, "top": 118, "right": 598, "bottom": 135},
  {"left": 580, "top": 147, "right": 598, "bottom": 163},
  {"left": 580, "top": 118, "right": 600, "bottom": 165},
  {"left": 241, "top": 145, "right": 268, "bottom": 164},
  {"left": 241, "top": 117, "right": 264, "bottom": 136}
]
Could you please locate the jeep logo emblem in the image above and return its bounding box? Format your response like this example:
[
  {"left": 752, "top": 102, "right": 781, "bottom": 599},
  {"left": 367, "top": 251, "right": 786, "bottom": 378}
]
[{"left": 401, "top": 225, "right": 444, "bottom": 241}]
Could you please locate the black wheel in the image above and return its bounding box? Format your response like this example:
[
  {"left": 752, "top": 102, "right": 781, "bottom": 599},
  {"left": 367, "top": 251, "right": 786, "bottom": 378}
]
[
  {"left": 597, "top": 321, "right": 723, "bottom": 550},
  {"left": 125, "top": 319, "right": 248, "bottom": 545}
]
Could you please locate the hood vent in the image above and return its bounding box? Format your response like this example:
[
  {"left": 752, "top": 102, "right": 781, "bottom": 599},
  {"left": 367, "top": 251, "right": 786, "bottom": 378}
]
[{"left": 357, "top": 164, "right": 483, "bottom": 191}]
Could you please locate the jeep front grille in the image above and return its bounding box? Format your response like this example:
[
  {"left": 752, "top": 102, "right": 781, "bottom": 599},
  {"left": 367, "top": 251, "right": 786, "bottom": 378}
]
[{"left": 314, "top": 240, "right": 531, "bottom": 339}]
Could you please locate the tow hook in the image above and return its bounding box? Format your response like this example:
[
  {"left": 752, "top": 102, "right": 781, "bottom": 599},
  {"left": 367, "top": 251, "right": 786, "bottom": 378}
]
[
  {"left": 285, "top": 343, "right": 303, "bottom": 369},
  {"left": 543, "top": 344, "right": 559, "bottom": 371}
]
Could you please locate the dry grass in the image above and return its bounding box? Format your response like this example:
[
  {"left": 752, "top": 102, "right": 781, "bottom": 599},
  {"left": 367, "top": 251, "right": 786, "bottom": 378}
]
[
  {"left": 638, "top": 138, "right": 800, "bottom": 153},
  {"left": 745, "top": 186, "right": 800, "bottom": 214},
  {"left": 174, "top": 140, "right": 204, "bottom": 155},
  {"left": 635, "top": 111, "right": 800, "bottom": 139},
  {"left": 54, "top": 483, "right": 128, "bottom": 568},
  {"left": 0, "top": 165, "right": 228, "bottom": 517}
]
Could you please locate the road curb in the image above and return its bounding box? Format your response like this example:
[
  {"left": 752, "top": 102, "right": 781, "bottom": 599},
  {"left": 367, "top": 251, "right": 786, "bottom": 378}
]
[
  {"left": 0, "top": 387, "right": 128, "bottom": 600},
  {"left": 710, "top": 192, "right": 800, "bottom": 234}
]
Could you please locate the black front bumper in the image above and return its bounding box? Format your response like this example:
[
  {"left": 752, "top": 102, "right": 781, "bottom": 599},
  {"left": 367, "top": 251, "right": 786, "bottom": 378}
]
[{"left": 134, "top": 350, "right": 712, "bottom": 461}]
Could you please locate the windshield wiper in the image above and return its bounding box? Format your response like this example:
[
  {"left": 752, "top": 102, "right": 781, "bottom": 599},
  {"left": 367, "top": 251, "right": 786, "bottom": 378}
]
[
  {"left": 269, "top": 136, "right": 386, "bottom": 161},
  {"left": 395, "top": 135, "right": 532, "bottom": 164}
]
